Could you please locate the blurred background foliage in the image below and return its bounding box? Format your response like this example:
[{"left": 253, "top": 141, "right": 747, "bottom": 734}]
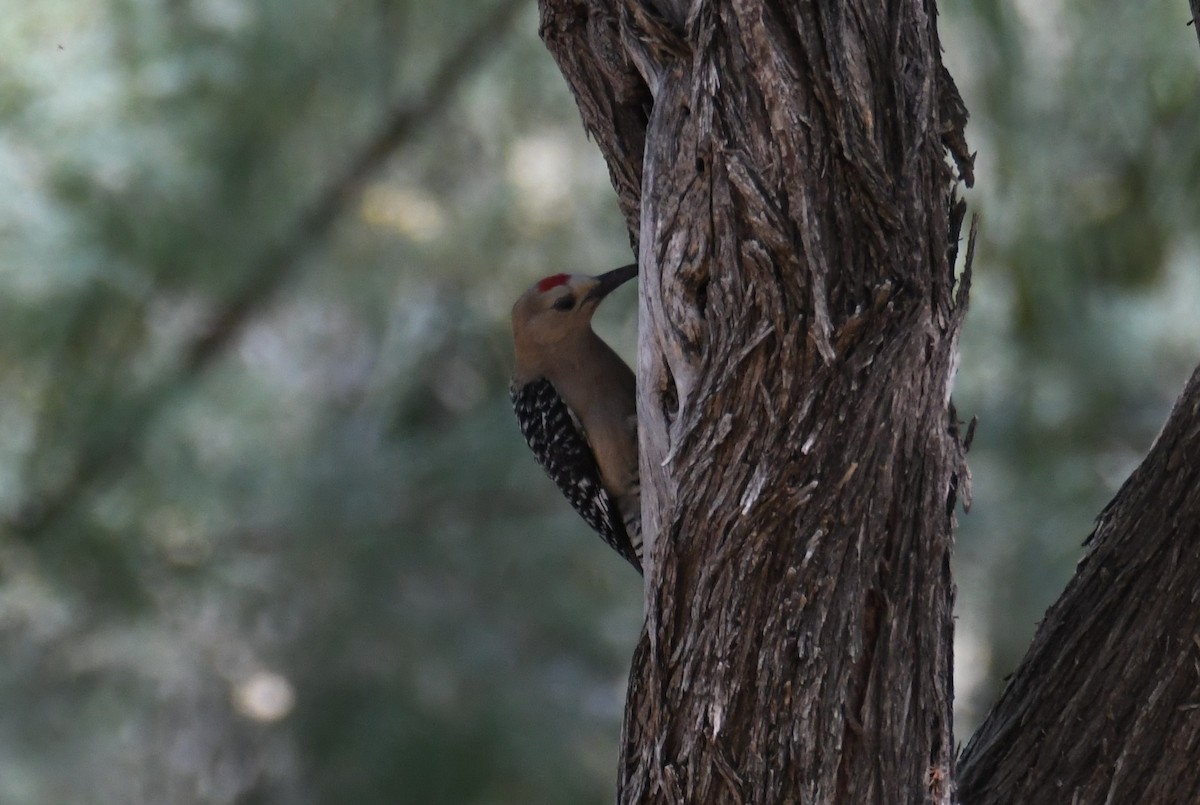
[{"left": 0, "top": 0, "right": 1197, "bottom": 801}]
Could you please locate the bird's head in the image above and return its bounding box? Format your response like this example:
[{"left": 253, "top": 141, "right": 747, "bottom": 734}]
[{"left": 511, "top": 264, "right": 637, "bottom": 360}]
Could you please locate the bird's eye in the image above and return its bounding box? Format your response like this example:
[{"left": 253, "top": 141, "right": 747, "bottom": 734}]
[{"left": 552, "top": 296, "right": 575, "bottom": 311}]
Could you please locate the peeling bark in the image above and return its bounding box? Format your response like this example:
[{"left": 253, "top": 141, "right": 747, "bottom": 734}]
[
  {"left": 539, "top": 0, "right": 652, "bottom": 244},
  {"left": 542, "top": 2, "right": 1200, "bottom": 802},
  {"left": 957, "top": 364, "right": 1200, "bottom": 803},
  {"left": 955, "top": 13, "right": 1200, "bottom": 802},
  {"left": 542, "top": 2, "right": 973, "bottom": 802}
]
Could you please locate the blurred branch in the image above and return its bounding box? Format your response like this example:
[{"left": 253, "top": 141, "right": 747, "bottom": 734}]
[
  {"left": 9, "top": 0, "right": 530, "bottom": 540},
  {"left": 1191, "top": 0, "right": 1200, "bottom": 47}
]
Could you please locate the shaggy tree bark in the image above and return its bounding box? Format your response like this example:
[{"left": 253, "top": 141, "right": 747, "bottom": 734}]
[
  {"left": 955, "top": 12, "right": 1200, "bottom": 802},
  {"left": 957, "top": 364, "right": 1200, "bottom": 801},
  {"left": 541, "top": 2, "right": 1200, "bottom": 801},
  {"left": 955, "top": 11, "right": 1200, "bottom": 799},
  {"left": 542, "top": 1, "right": 973, "bottom": 802}
]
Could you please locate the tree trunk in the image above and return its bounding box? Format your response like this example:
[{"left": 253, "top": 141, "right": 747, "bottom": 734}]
[
  {"left": 956, "top": 374, "right": 1200, "bottom": 802},
  {"left": 542, "top": 1, "right": 973, "bottom": 801},
  {"left": 542, "top": 2, "right": 1200, "bottom": 801},
  {"left": 955, "top": 14, "right": 1200, "bottom": 802}
]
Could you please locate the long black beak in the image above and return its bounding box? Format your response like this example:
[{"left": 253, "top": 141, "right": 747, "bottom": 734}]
[{"left": 585, "top": 263, "right": 638, "bottom": 303}]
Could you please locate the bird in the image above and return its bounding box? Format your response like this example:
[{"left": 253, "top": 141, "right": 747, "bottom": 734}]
[{"left": 510, "top": 264, "right": 642, "bottom": 573}]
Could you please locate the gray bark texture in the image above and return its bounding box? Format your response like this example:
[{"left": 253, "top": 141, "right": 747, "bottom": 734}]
[
  {"left": 541, "top": 1, "right": 1200, "bottom": 802},
  {"left": 956, "top": 10, "right": 1200, "bottom": 802},
  {"left": 541, "top": 1, "right": 974, "bottom": 802},
  {"left": 957, "top": 362, "right": 1200, "bottom": 803}
]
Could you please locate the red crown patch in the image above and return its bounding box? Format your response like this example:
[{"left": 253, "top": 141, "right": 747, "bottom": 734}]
[{"left": 536, "top": 274, "right": 571, "bottom": 293}]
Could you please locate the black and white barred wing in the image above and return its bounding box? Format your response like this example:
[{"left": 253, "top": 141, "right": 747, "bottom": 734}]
[{"left": 511, "top": 378, "right": 642, "bottom": 573}]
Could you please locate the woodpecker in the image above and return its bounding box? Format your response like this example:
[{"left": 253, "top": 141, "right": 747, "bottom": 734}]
[{"left": 510, "top": 264, "right": 642, "bottom": 573}]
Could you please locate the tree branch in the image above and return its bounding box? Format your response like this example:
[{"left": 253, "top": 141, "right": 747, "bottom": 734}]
[
  {"left": 10, "top": 0, "right": 529, "bottom": 539},
  {"left": 958, "top": 16, "right": 1200, "bottom": 799},
  {"left": 958, "top": 363, "right": 1200, "bottom": 802}
]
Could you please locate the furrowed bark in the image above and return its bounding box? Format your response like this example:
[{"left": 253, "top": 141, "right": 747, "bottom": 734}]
[
  {"left": 539, "top": 0, "right": 652, "bottom": 245},
  {"left": 957, "top": 16, "right": 1200, "bottom": 801},
  {"left": 541, "top": 1, "right": 973, "bottom": 801},
  {"left": 957, "top": 370, "right": 1200, "bottom": 802}
]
